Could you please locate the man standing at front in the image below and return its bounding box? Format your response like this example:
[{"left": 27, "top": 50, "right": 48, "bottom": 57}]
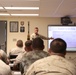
[{"left": 31, "top": 27, "right": 54, "bottom": 40}]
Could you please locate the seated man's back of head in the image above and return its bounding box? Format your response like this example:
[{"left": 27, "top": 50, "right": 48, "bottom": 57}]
[
  {"left": 21, "top": 37, "right": 49, "bottom": 74},
  {"left": 25, "top": 38, "right": 76, "bottom": 75}
]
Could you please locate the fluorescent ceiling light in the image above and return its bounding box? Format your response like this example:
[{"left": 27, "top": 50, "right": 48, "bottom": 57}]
[
  {"left": 4, "top": 7, "right": 39, "bottom": 10},
  {"left": 11, "top": 14, "right": 39, "bottom": 16},
  {"left": 0, "top": 7, "right": 4, "bottom": 9},
  {"left": 0, "top": 14, "right": 10, "bottom": 16},
  {"left": 25, "top": 0, "right": 40, "bottom": 1}
]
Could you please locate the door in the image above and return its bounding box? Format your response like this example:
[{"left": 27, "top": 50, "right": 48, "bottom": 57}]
[{"left": 0, "top": 21, "right": 7, "bottom": 53}]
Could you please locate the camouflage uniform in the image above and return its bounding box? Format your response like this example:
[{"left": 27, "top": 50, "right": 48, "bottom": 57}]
[
  {"left": 26, "top": 55, "right": 76, "bottom": 75},
  {"left": 20, "top": 50, "right": 49, "bottom": 74},
  {"left": 31, "top": 33, "right": 50, "bottom": 40},
  {"left": 0, "top": 59, "right": 12, "bottom": 75},
  {"left": 10, "top": 47, "right": 24, "bottom": 55},
  {"left": 0, "top": 49, "right": 9, "bottom": 64}
]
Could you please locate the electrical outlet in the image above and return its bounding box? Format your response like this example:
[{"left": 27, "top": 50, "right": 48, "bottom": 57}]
[{"left": 13, "top": 38, "right": 17, "bottom": 41}]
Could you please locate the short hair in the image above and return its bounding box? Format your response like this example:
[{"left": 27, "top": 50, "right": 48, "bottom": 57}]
[
  {"left": 25, "top": 40, "right": 32, "bottom": 47},
  {"left": 32, "top": 37, "right": 44, "bottom": 49},
  {"left": 17, "top": 40, "right": 23, "bottom": 48},
  {"left": 50, "top": 38, "right": 67, "bottom": 53},
  {"left": 35, "top": 27, "right": 38, "bottom": 29}
]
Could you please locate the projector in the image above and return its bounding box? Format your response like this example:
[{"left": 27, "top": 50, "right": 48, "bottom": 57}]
[{"left": 61, "top": 16, "right": 72, "bottom": 25}]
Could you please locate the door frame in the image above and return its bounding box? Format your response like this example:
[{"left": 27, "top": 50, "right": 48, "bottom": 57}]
[{"left": 0, "top": 20, "right": 7, "bottom": 53}]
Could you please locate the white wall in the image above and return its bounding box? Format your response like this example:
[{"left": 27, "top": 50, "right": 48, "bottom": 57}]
[
  {"left": 6, "top": 17, "right": 60, "bottom": 55},
  {"left": 0, "top": 16, "right": 76, "bottom": 59}
]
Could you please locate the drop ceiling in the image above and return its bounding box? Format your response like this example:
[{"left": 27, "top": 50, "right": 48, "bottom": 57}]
[{"left": 0, "top": 0, "right": 76, "bottom": 17}]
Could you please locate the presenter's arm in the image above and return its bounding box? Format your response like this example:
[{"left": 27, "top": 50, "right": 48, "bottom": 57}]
[
  {"left": 39, "top": 34, "right": 54, "bottom": 40},
  {"left": 25, "top": 63, "right": 35, "bottom": 75}
]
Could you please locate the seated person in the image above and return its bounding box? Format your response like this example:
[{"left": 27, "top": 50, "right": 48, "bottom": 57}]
[
  {"left": 0, "top": 59, "right": 12, "bottom": 75},
  {"left": 9, "top": 40, "right": 24, "bottom": 70},
  {"left": 25, "top": 38, "right": 76, "bottom": 75},
  {"left": 13, "top": 40, "right": 33, "bottom": 72},
  {"left": 9, "top": 40, "right": 24, "bottom": 55},
  {"left": 14, "top": 40, "right": 33, "bottom": 65},
  {"left": 21, "top": 37, "right": 49, "bottom": 74},
  {"left": 0, "top": 49, "right": 9, "bottom": 64}
]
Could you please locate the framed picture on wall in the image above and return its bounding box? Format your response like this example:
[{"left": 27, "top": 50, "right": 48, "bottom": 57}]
[{"left": 10, "top": 21, "right": 18, "bottom": 32}]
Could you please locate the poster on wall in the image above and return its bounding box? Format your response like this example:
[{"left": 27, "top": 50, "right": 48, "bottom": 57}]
[
  {"left": 20, "top": 26, "right": 25, "bottom": 32},
  {"left": 10, "top": 21, "right": 18, "bottom": 32}
]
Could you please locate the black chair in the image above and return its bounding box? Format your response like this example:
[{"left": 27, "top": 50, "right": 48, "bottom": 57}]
[
  {"left": 9, "top": 54, "right": 18, "bottom": 70},
  {"left": 9, "top": 54, "right": 18, "bottom": 63}
]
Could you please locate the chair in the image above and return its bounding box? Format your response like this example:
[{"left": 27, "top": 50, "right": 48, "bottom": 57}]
[{"left": 9, "top": 54, "right": 18, "bottom": 70}]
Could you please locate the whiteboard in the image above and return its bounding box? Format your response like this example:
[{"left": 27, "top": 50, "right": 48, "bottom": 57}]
[{"left": 48, "top": 25, "right": 76, "bottom": 51}]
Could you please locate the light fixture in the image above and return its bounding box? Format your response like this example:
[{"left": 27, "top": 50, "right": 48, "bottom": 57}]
[
  {"left": 0, "top": 14, "right": 10, "bottom": 16},
  {"left": 4, "top": 7, "right": 39, "bottom": 10},
  {"left": 0, "top": 7, "right": 4, "bottom": 9},
  {"left": 25, "top": 0, "right": 40, "bottom": 1},
  {"left": 11, "top": 14, "right": 39, "bottom": 16}
]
